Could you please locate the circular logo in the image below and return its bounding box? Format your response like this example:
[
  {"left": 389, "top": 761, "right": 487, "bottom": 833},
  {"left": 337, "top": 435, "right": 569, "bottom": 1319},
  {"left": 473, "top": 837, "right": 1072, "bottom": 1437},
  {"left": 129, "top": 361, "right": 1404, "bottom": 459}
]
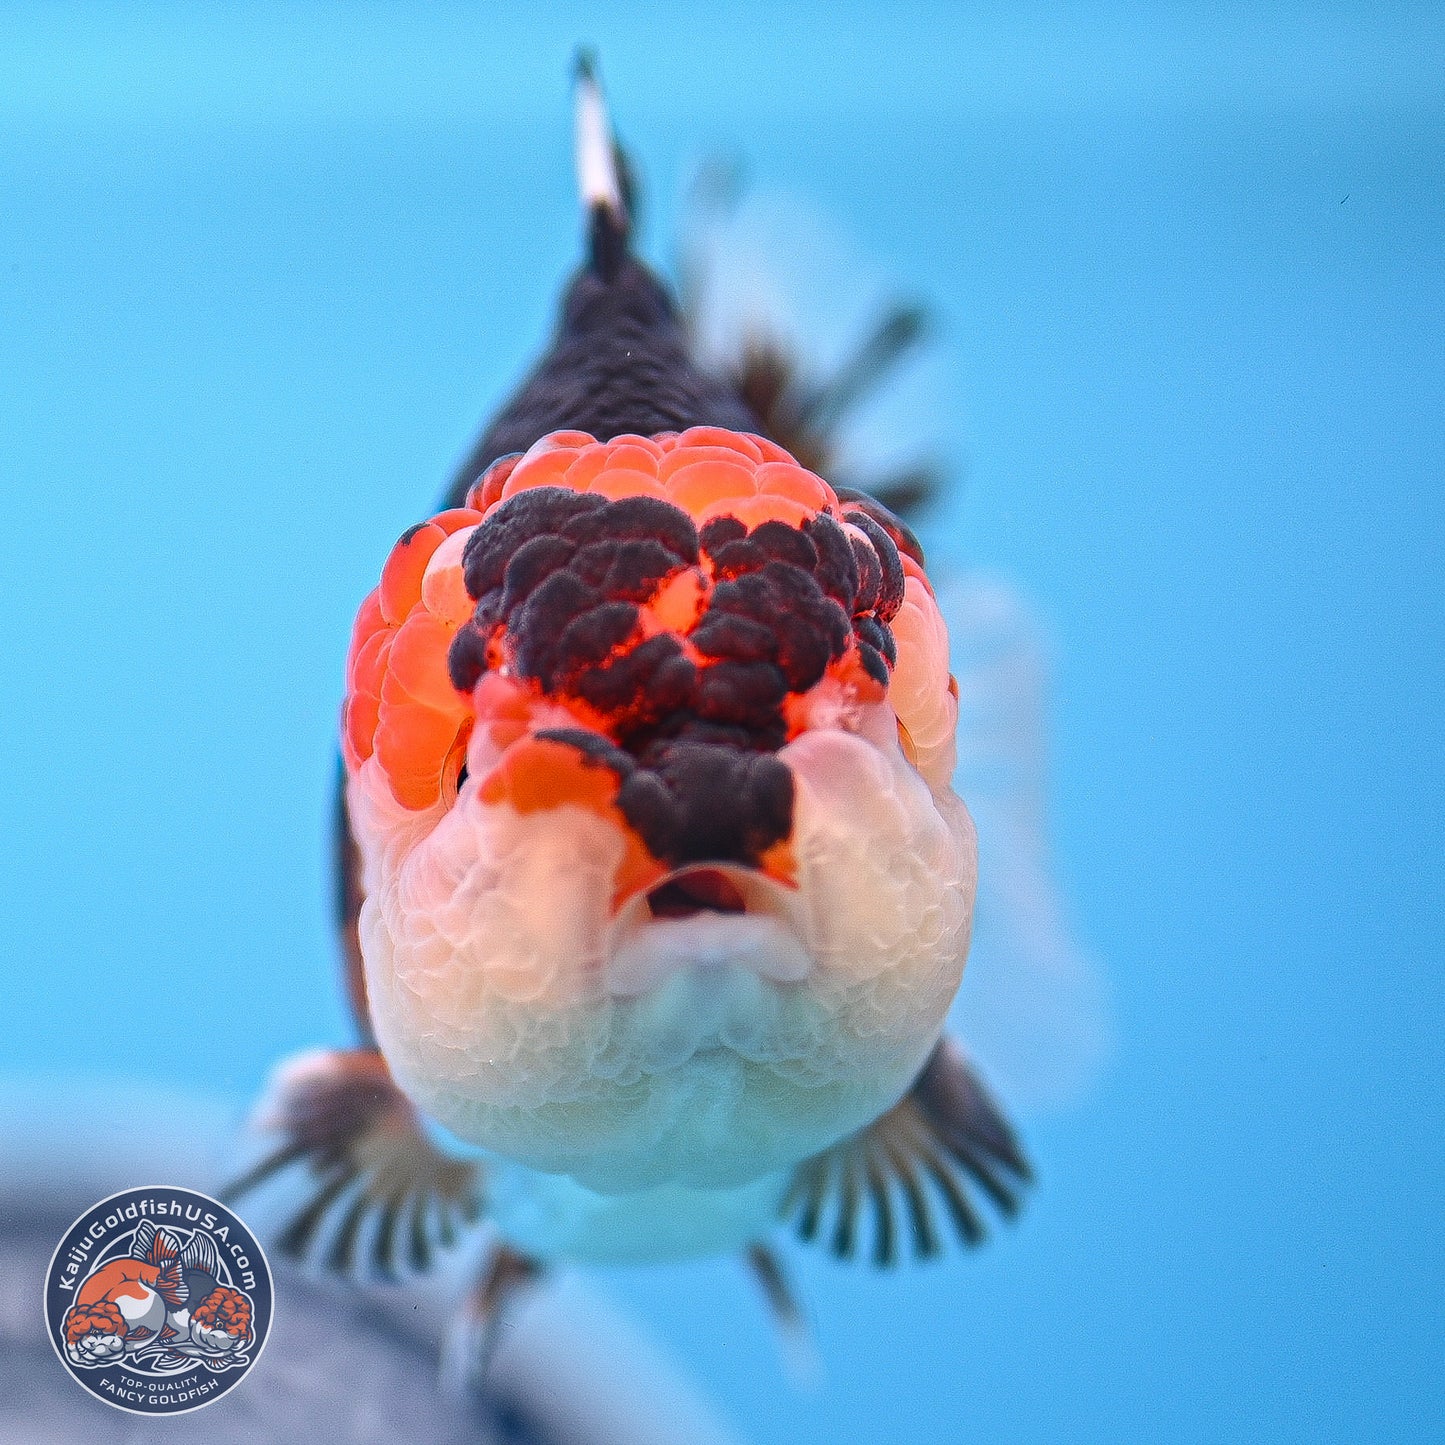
[{"left": 43, "top": 1185, "right": 273, "bottom": 1416}]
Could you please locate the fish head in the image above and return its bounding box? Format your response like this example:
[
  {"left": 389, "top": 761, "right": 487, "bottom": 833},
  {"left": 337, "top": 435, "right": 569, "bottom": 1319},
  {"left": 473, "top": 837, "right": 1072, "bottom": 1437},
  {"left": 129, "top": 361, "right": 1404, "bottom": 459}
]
[{"left": 343, "top": 429, "right": 975, "bottom": 1192}]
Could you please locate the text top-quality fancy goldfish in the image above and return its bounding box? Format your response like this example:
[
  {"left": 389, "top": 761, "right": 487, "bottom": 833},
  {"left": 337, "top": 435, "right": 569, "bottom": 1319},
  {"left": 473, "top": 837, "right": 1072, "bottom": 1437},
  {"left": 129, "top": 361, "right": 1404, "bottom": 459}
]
[{"left": 227, "top": 56, "right": 1030, "bottom": 1383}]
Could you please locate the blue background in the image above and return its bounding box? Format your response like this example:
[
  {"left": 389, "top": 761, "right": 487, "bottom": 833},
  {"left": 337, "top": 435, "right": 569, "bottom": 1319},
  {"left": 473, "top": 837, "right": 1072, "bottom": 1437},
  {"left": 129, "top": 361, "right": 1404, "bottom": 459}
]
[{"left": 2, "top": 4, "right": 1441, "bottom": 1441}]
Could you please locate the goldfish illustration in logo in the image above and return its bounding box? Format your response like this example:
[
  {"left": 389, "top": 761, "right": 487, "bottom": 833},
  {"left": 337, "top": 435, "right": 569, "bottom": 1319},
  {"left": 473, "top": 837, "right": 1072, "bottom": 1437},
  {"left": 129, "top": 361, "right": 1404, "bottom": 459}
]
[
  {"left": 62, "top": 1221, "right": 252, "bottom": 1370},
  {"left": 228, "top": 56, "right": 1034, "bottom": 1382}
]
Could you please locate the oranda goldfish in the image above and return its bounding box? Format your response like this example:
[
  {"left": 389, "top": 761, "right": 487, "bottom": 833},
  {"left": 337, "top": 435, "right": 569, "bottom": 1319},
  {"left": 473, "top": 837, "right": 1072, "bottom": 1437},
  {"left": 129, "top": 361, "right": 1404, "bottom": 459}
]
[
  {"left": 227, "top": 56, "right": 1029, "bottom": 1381},
  {"left": 61, "top": 1222, "right": 250, "bottom": 1368}
]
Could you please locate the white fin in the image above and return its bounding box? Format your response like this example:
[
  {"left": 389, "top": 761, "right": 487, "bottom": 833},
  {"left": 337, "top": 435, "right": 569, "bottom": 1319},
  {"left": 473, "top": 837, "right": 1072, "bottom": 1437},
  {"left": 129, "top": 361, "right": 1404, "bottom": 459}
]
[
  {"left": 131, "top": 1217, "right": 156, "bottom": 1262},
  {"left": 181, "top": 1229, "right": 219, "bottom": 1275},
  {"left": 942, "top": 573, "right": 1114, "bottom": 1115},
  {"left": 675, "top": 180, "right": 953, "bottom": 486},
  {"left": 574, "top": 50, "right": 624, "bottom": 223}
]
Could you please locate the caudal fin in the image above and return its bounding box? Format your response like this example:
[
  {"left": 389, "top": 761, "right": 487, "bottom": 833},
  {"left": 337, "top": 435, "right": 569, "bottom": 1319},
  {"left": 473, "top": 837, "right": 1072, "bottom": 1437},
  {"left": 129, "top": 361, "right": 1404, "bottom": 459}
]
[
  {"left": 131, "top": 1219, "right": 182, "bottom": 1267},
  {"left": 181, "top": 1231, "right": 219, "bottom": 1276},
  {"left": 152, "top": 1260, "right": 187, "bottom": 1310},
  {"left": 143, "top": 1226, "right": 182, "bottom": 1267},
  {"left": 131, "top": 1220, "right": 157, "bottom": 1263},
  {"left": 133, "top": 1223, "right": 188, "bottom": 1308}
]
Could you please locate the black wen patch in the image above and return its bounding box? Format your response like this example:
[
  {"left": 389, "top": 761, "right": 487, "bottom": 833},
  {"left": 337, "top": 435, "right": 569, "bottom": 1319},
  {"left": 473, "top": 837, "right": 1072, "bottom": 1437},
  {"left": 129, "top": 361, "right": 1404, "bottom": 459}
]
[{"left": 447, "top": 486, "right": 906, "bottom": 871}]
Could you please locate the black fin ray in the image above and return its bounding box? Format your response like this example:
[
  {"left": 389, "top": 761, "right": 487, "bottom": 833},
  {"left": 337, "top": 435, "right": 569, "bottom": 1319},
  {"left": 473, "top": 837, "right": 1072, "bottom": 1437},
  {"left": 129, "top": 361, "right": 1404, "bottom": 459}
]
[
  {"left": 222, "top": 1048, "right": 485, "bottom": 1283},
  {"left": 782, "top": 1037, "right": 1030, "bottom": 1264}
]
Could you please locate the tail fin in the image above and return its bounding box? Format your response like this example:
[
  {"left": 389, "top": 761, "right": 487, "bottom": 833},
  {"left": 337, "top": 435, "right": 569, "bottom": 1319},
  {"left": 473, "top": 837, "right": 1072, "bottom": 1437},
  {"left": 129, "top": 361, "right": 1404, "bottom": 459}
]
[
  {"left": 145, "top": 1227, "right": 182, "bottom": 1267},
  {"left": 152, "top": 1260, "right": 187, "bottom": 1310},
  {"left": 181, "top": 1231, "right": 219, "bottom": 1276},
  {"left": 131, "top": 1219, "right": 182, "bottom": 1267},
  {"left": 131, "top": 1219, "right": 156, "bottom": 1263},
  {"left": 140, "top": 1226, "right": 188, "bottom": 1307}
]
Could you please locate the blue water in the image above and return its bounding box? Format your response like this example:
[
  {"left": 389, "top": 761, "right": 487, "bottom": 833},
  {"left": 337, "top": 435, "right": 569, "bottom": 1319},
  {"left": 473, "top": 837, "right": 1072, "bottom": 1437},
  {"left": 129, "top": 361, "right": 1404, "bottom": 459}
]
[{"left": 2, "top": 5, "right": 1441, "bottom": 1441}]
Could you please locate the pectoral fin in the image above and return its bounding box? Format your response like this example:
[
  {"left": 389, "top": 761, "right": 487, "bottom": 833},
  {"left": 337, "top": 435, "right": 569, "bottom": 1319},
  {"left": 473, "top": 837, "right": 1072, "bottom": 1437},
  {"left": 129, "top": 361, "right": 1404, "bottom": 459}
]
[
  {"left": 782, "top": 1036, "right": 1031, "bottom": 1265},
  {"left": 222, "top": 1047, "right": 484, "bottom": 1280}
]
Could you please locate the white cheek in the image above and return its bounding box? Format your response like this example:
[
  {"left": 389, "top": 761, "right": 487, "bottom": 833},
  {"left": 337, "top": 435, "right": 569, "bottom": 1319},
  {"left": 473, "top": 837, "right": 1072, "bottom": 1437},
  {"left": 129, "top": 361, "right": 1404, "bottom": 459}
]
[
  {"left": 782, "top": 724, "right": 977, "bottom": 1043},
  {"left": 347, "top": 707, "right": 977, "bottom": 1189},
  {"left": 354, "top": 765, "right": 630, "bottom": 1124},
  {"left": 395, "top": 796, "right": 621, "bottom": 1008},
  {"left": 348, "top": 758, "right": 447, "bottom": 901}
]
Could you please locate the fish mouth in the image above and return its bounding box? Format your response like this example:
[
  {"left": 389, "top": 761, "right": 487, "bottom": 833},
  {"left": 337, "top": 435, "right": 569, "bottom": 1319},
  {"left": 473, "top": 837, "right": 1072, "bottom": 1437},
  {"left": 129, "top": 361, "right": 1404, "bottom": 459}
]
[
  {"left": 628, "top": 863, "right": 803, "bottom": 928},
  {"left": 604, "top": 863, "right": 811, "bottom": 999},
  {"left": 644, "top": 868, "right": 748, "bottom": 919}
]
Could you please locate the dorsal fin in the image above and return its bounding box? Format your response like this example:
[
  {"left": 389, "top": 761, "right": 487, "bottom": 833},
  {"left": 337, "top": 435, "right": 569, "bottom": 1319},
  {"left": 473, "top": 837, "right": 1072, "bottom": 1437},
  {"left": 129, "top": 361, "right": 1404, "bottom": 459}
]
[
  {"left": 147, "top": 1228, "right": 181, "bottom": 1267},
  {"left": 444, "top": 57, "right": 758, "bottom": 506},
  {"left": 574, "top": 48, "right": 630, "bottom": 282}
]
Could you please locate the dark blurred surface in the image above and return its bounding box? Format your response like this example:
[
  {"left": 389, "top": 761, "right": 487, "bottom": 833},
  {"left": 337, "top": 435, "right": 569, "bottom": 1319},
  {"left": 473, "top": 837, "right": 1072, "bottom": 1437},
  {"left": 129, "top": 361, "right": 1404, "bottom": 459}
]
[
  {"left": 0, "top": 1081, "right": 741, "bottom": 1445},
  {"left": 2, "top": 1203, "right": 518, "bottom": 1445}
]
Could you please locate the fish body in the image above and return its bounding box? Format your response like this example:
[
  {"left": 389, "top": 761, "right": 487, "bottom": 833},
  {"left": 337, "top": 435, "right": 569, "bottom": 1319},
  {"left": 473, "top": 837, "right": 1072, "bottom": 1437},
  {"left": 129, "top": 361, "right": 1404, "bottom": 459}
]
[
  {"left": 347, "top": 430, "right": 972, "bottom": 1209},
  {"left": 71, "top": 1256, "right": 172, "bottom": 1348},
  {"left": 229, "top": 59, "right": 1028, "bottom": 1372}
]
